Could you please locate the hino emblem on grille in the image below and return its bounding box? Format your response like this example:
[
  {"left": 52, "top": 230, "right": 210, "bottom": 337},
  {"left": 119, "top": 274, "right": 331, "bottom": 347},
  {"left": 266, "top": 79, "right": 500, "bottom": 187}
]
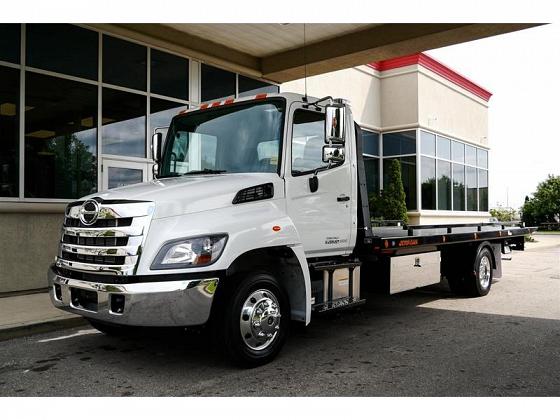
[{"left": 79, "top": 199, "right": 100, "bottom": 226}]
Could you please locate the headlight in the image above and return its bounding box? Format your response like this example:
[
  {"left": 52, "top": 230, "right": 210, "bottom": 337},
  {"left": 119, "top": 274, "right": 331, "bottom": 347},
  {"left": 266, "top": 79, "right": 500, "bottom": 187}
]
[{"left": 151, "top": 234, "right": 228, "bottom": 269}]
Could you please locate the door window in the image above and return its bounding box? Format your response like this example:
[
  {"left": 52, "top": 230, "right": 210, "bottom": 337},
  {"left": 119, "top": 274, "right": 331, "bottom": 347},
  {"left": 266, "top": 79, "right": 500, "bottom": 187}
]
[{"left": 291, "top": 110, "right": 328, "bottom": 175}]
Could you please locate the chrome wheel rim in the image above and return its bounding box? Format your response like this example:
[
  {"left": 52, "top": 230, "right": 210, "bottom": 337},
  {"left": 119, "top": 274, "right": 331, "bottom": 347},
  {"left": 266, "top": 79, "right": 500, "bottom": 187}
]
[
  {"left": 479, "top": 255, "right": 491, "bottom": 289},
  {"left": 240, "top": 289, "right": 281, "bottom": 351}
]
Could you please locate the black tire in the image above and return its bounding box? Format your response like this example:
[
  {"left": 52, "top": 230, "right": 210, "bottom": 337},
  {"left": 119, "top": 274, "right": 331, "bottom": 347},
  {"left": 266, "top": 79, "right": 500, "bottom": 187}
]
[
  {"left": 216, "top": 271, "right": 290, "bottom": 367},
  {"left": 87, "top": 319, "right": 137, "bottom": 336},
  {"left": 463, "top": 247, "right": 493, "bottom": 297}
]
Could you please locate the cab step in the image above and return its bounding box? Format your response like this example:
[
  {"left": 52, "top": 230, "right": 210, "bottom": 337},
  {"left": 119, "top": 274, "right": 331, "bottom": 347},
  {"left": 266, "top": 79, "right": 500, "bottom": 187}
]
[{"left": 312, "top": 296, "right": 366, "bottom": 313}]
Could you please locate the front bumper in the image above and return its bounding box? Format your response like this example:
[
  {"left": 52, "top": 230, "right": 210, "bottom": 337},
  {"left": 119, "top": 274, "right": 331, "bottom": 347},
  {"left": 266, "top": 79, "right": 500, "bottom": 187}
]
[{"left": 48, "top": 266, "right": 219, "bottom": 327}]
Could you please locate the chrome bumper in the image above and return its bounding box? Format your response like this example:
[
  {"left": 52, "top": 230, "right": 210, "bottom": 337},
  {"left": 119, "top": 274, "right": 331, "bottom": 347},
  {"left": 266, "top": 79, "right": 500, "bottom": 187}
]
[{"left": 48, "top": 267, "right": 219, "bottom": 327}]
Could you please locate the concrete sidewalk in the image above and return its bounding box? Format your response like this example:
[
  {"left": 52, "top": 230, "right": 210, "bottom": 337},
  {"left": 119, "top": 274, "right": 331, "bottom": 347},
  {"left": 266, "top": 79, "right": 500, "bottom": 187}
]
[{"left": 0, "top": 292, "right": 86, "bottom": 341}]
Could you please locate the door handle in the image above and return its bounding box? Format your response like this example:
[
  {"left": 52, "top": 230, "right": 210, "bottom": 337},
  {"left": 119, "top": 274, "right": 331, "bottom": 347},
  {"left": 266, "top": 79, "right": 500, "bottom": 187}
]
[{"left": 337, "top": 195, "right": 350, "bottom": 202}]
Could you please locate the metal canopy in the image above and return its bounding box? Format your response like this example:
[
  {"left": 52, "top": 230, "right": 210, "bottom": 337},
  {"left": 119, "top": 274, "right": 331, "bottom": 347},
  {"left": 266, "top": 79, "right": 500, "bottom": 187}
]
[{"left": 92, "top": 23, "right": 539, "bottom": 83}]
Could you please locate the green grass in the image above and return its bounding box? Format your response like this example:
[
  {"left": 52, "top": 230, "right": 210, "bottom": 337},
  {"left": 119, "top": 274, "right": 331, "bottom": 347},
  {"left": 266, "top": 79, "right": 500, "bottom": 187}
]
[{"left": 534, "top": 231, "right": 560, "bottom": 235}]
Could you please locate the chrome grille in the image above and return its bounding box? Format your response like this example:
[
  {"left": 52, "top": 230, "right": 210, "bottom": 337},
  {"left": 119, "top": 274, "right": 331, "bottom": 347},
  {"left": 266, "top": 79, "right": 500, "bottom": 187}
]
[{"left": 56, "top": 199, "right": 155, "bottom": 275}]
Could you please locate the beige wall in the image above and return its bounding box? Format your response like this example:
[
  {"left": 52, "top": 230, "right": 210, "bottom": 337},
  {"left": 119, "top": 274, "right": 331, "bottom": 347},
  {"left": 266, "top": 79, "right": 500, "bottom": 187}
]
[
  {"left": 379, "top": 69, "right": 419, "bottom": 129},
  {"left": 417, "top": 70, "right": 489, "bottom": 146},
  {"left": 281, "top": 66, "right": 381, "bottom": 129},
  {"left": 0, "top": 213, "right": 63, "bottom": 294}
]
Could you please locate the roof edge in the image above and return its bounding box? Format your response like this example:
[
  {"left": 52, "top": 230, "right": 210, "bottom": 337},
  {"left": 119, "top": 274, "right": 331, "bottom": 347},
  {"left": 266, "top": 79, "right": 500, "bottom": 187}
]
[{"left": 368, "top": 53, "right": 492, "bottom": 102}]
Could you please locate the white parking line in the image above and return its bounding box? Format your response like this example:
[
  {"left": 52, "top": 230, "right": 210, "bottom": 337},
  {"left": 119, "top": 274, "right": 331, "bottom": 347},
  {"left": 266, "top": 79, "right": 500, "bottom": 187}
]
[{"left": 38, "top": 329, "right": 101, "bottom": 343}]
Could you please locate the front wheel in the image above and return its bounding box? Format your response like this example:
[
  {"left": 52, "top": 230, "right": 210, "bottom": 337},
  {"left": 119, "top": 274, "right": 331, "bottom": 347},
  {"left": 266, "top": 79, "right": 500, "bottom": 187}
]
[{"left": 217, "top": 272, "right": 290, "bottom": 367}]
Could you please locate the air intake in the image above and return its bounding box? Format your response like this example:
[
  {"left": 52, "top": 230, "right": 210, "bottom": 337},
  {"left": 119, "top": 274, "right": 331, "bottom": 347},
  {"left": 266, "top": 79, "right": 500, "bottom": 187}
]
[{"left": 232, "top": 183, "right": 274, "bottom": 204}]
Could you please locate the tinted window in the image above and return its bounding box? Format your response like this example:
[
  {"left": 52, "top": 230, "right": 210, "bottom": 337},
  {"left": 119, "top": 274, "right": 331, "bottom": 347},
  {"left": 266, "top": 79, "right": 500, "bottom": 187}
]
[
  {"left": 27, "top": 24, "right": 98, "bottom": 80},
  {"left": 478, "top": 169, "right": 488, "bottom": 211},
  {"left": 108, "top": 167, "right": 143, "bottom": 189},
  {"left": 437, "top": 160, "right": 452, "bottom": 210},
  {"left": 465, "top": 144, "right": 477, "bottom": 166},
  {"left": 238, "top": 75, "right": 279, "bottom": 97},
  {"left": 477, "top": 148, "right": 488, "bottom": 168},
  {"left": 382, "top": 131, "right": 416, "bottom": 156},
  {"left": 383, "top": 156, "right": 416, "bottom": 210},
  {"left": 437, "top": 136, "right": 451, "bottom": 160},
  {"left": 452, "top": 140, "right": 464, "bottom": 163},
  {"left": 24, "top": 73, "right": 97, "bottom": 198},
  {"left": 103, "top": 35, "right": 146, "bottom": 90},
  {"left": 0, "top": 67, "right": 20, "bottom": 197},
  {"left": 466, "top": 166, "right": 478, "bottom": 211},
  {"left": 421, "top": 156, "right": 436, "bottom": 210},
  {"left": 292, "top": 110, "right": 327, "bottom": 175},
  {"left": 102, "top": 88, "right": 146, "bottom": 158},
  {"left": 452, "top": 164, "right": 465, "bottom": 211},
  {"left": 363, "top": 130, "right": 379, "bottom": 156},
  {"left": 0, "top": 24, "right": 20, "bottom": 64},
  {"left": 201, "top": 64, "right": 236, "bottom": 102},
  {"left": 151, "top": 49, "right": 188, "bottom": 100},
  {"left": 150, "top": 98, "right": 186, "bottom": 142},
  {"left": 420, "top": 131, "right": 435, "bottom": 156},
  {"left": 364, "top": 157, "right": 380, "bottom": 194}
]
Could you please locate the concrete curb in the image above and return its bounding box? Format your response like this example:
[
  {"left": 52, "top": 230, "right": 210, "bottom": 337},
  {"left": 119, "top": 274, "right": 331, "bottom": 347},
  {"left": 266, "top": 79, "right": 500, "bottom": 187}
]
[{"left": 0, "top": 316, "right": 88, "bottom": 342}]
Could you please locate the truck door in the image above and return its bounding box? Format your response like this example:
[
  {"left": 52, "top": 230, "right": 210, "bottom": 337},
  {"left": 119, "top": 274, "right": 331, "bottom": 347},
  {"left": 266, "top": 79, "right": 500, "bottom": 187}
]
[{"left": 285, "top": 105, "right": 354, "bottom": 257}]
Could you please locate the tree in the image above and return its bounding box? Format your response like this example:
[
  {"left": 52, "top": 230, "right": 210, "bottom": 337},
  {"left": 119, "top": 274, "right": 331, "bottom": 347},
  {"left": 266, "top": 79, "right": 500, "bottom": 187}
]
[
  {"left": 489, "top": 207, "right": 518, "bottom": 222},
  {"left": 369, "top": 159, "right": 408, "bottom": 223},
  {"left": 521, "top": 174, "right": 560, "bottom": 225}
]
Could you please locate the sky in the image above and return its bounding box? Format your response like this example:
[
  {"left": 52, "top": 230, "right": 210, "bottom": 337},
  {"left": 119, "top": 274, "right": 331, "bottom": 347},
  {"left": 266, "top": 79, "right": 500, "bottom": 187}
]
[{"left": 427, "top": 24, "right": 560, "bottom": 210}]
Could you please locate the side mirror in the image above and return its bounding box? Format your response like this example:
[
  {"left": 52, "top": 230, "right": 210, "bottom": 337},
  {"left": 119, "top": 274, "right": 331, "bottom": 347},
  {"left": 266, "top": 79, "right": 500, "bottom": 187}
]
[
  {"left": 322, "top": 145, "right": 345, "bottom": 164},
  {"left": 151, "top": 132, "right": 163, "bottom": 163},
  {"left": 325, "top": 104, "right": 345, "bottom": 144}
]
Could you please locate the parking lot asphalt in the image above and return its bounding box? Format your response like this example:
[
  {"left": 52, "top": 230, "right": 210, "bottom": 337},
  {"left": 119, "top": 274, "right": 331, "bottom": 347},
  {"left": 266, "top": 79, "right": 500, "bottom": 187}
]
[{"left": 0, "top": 241, "right": 558, "bottom": 397}]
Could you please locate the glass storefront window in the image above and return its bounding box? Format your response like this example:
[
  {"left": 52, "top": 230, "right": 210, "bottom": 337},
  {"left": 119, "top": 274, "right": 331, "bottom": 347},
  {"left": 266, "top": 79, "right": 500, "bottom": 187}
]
[
  {"left": 26, "top": 24, "right": 98, "bottom": 81},
  {"left": 108, "top": 167, "right": 143, "bottom": 189},
  {"left": 452, "top": 140, "right": 464, "bottom": 163},
  {"left": 465, "top": 144, "right": 477, "bottom": 166},
  {"left": 478, "top": 169, "right": 488, "bottom": 211},
  {"left": 437, "top": 136, "right": 451, "bottom": 160},
  {"left": 421, "top": 131, "right": 435, "bottom": 156},
  {"left": 150, "top": 98, "right": 187, "bottom": 141},
  {"left": 363, "top": 130, "right": 379, "bottom": 156},
  {"left": 102, "top": 88, "right": 146, "bottom": 158},
  {"left": 238, "top": 75, "right": 279, "bottom": 97},
  {"left": 201, "top": 64, "right": 236, "bottom": 102},
  {"left": 477, "top": 148, "right": 488, "bottom": 169},
  {"left": 364, "top": 157, "right": 379, "bottom": 195},
  {"left": 0, "top": 24, "right": 20, "bottom": 64},
  {"left": 452, "top": 164, "right": 465, "bottom": 211},
  {"left": 466, "top": 166, "right": 478, "bottom": 211},
  {"left": 382, "top": 131, "right": 416, "bottom": 156},
  {"left": 421, "top": 156, "right": 436, "bottom": 210},
  {"left": 0, "top": 66, "right": 20, "bottom": 197},
  {"left": 150, "top": 49, "right": 189, "bottom": 100},
  {"left": 103, "top": 35, "right": 147, "bottom": 91},
  {"left": 383, "top": 156, "right": 416, "bottom": 210},
  {"left": 437, "top": 160, "right": 452, "bottom": 210},
  {"left": 24, "top": 73, "right": 97, "bottom": 198}
]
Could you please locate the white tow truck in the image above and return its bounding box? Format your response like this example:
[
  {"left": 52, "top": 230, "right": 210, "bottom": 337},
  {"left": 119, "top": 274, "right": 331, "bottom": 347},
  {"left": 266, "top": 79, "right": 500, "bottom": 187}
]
[{"left": 48, "top": 92, "right": 534, "bottom": 366}]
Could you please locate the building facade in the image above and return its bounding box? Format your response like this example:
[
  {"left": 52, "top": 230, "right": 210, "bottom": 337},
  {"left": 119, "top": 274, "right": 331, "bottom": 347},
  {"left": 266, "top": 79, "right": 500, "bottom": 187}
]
[
  {"left": 282, "top": 53, "right": 492, "bottom": 225},
  {"left": 0, "top": 24, "right": 491, "bottom": 294}
]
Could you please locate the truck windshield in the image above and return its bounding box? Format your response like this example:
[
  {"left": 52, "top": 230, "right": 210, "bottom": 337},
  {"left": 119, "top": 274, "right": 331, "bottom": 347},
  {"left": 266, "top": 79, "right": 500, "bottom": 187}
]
[{"left": 160, "top": 99, "right": 285, "bottom": 177}]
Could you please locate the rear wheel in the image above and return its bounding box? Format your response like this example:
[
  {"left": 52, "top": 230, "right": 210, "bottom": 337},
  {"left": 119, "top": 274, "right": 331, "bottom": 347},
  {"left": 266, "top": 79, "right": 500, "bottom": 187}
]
[
  {"left": 216, "top": 272, "right": 290, "bottom": 367},
  {"left": 464, "top": 247, "right": 493, "bottom": 297}
]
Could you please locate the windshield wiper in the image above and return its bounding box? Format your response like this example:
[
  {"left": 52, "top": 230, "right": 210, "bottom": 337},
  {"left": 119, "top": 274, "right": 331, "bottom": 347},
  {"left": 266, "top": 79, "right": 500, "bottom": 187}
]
[{"left": 184, "top": 168, "right": 227, "bottom": 175}]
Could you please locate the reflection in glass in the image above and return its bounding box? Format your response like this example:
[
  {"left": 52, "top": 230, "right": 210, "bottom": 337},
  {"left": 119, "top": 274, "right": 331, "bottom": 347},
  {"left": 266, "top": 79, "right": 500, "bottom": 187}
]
[
  {"left": 466, "top": 166, "right": 478, "bottom": 211},
  {"left": 452, "top": 140, "right": 464, "bottom": 163},
  {"left": 102, "top": 88, "right": 146, "bottom": 158},
  {"left": 478, "top": 169, "right": 488, "bottom": 211},
  {"left": 150, "top": 98, "right": 186, "bottom": 150},
  {"left": 364, "top": 157, "right": 379, "bottom": 195},
  {"left": 238, "top": 75, "right": 279, "bottom": 97},
  {"left": 201, "top": 64, "right": 236, "bottom": 102},
  {"left": 437, "top": 160, "right": 451, "bottom": 210},
  {"left": 151, "top": 49, "right": 189, "bottom": 100},
  {"left": 0, "top": 24, "right": 20, "bottom": 64},
  {"left": 103, "top": 35, "right": 147, "bottom": 91},
  {"left": 382, "top": 131, "right": 416, "bottom": 156},
  {"left": 421, "top": 156, "right": 436, "bottom": 210},
  {"left": 27, "top": 24, "right": 98, "bottom": 80},
  {"left": 24, "top": 73, "right": 97, "bottom": 198},
  {"left": 383, "top": 156, "right": 416, "bottom": 210},
  {"left": 465, "top": 144, "right": 477, "bottom": 166},
  {"left": 477, "top": 149, "right": 488, "bottom": 169},
  {"left": 420, "top": 131, "right": 435, "bottom": 156},
  {"left": 362, "top": 130, "right": 379, "bottom": 156},
  {"left": 0, "top": 66, "right": 19, "bottom": 197},
  {"left": 452, "top": 164, "right": 465, "bottom": 211},
  {"left": 108, "top": 167, "right": 143, "bottom": 189},
  {"left": 292, "top": 110, "right": 326, "bottom": 174},
  {"left": 437, "top": 136, "right": 451, "bottom": 160}
]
